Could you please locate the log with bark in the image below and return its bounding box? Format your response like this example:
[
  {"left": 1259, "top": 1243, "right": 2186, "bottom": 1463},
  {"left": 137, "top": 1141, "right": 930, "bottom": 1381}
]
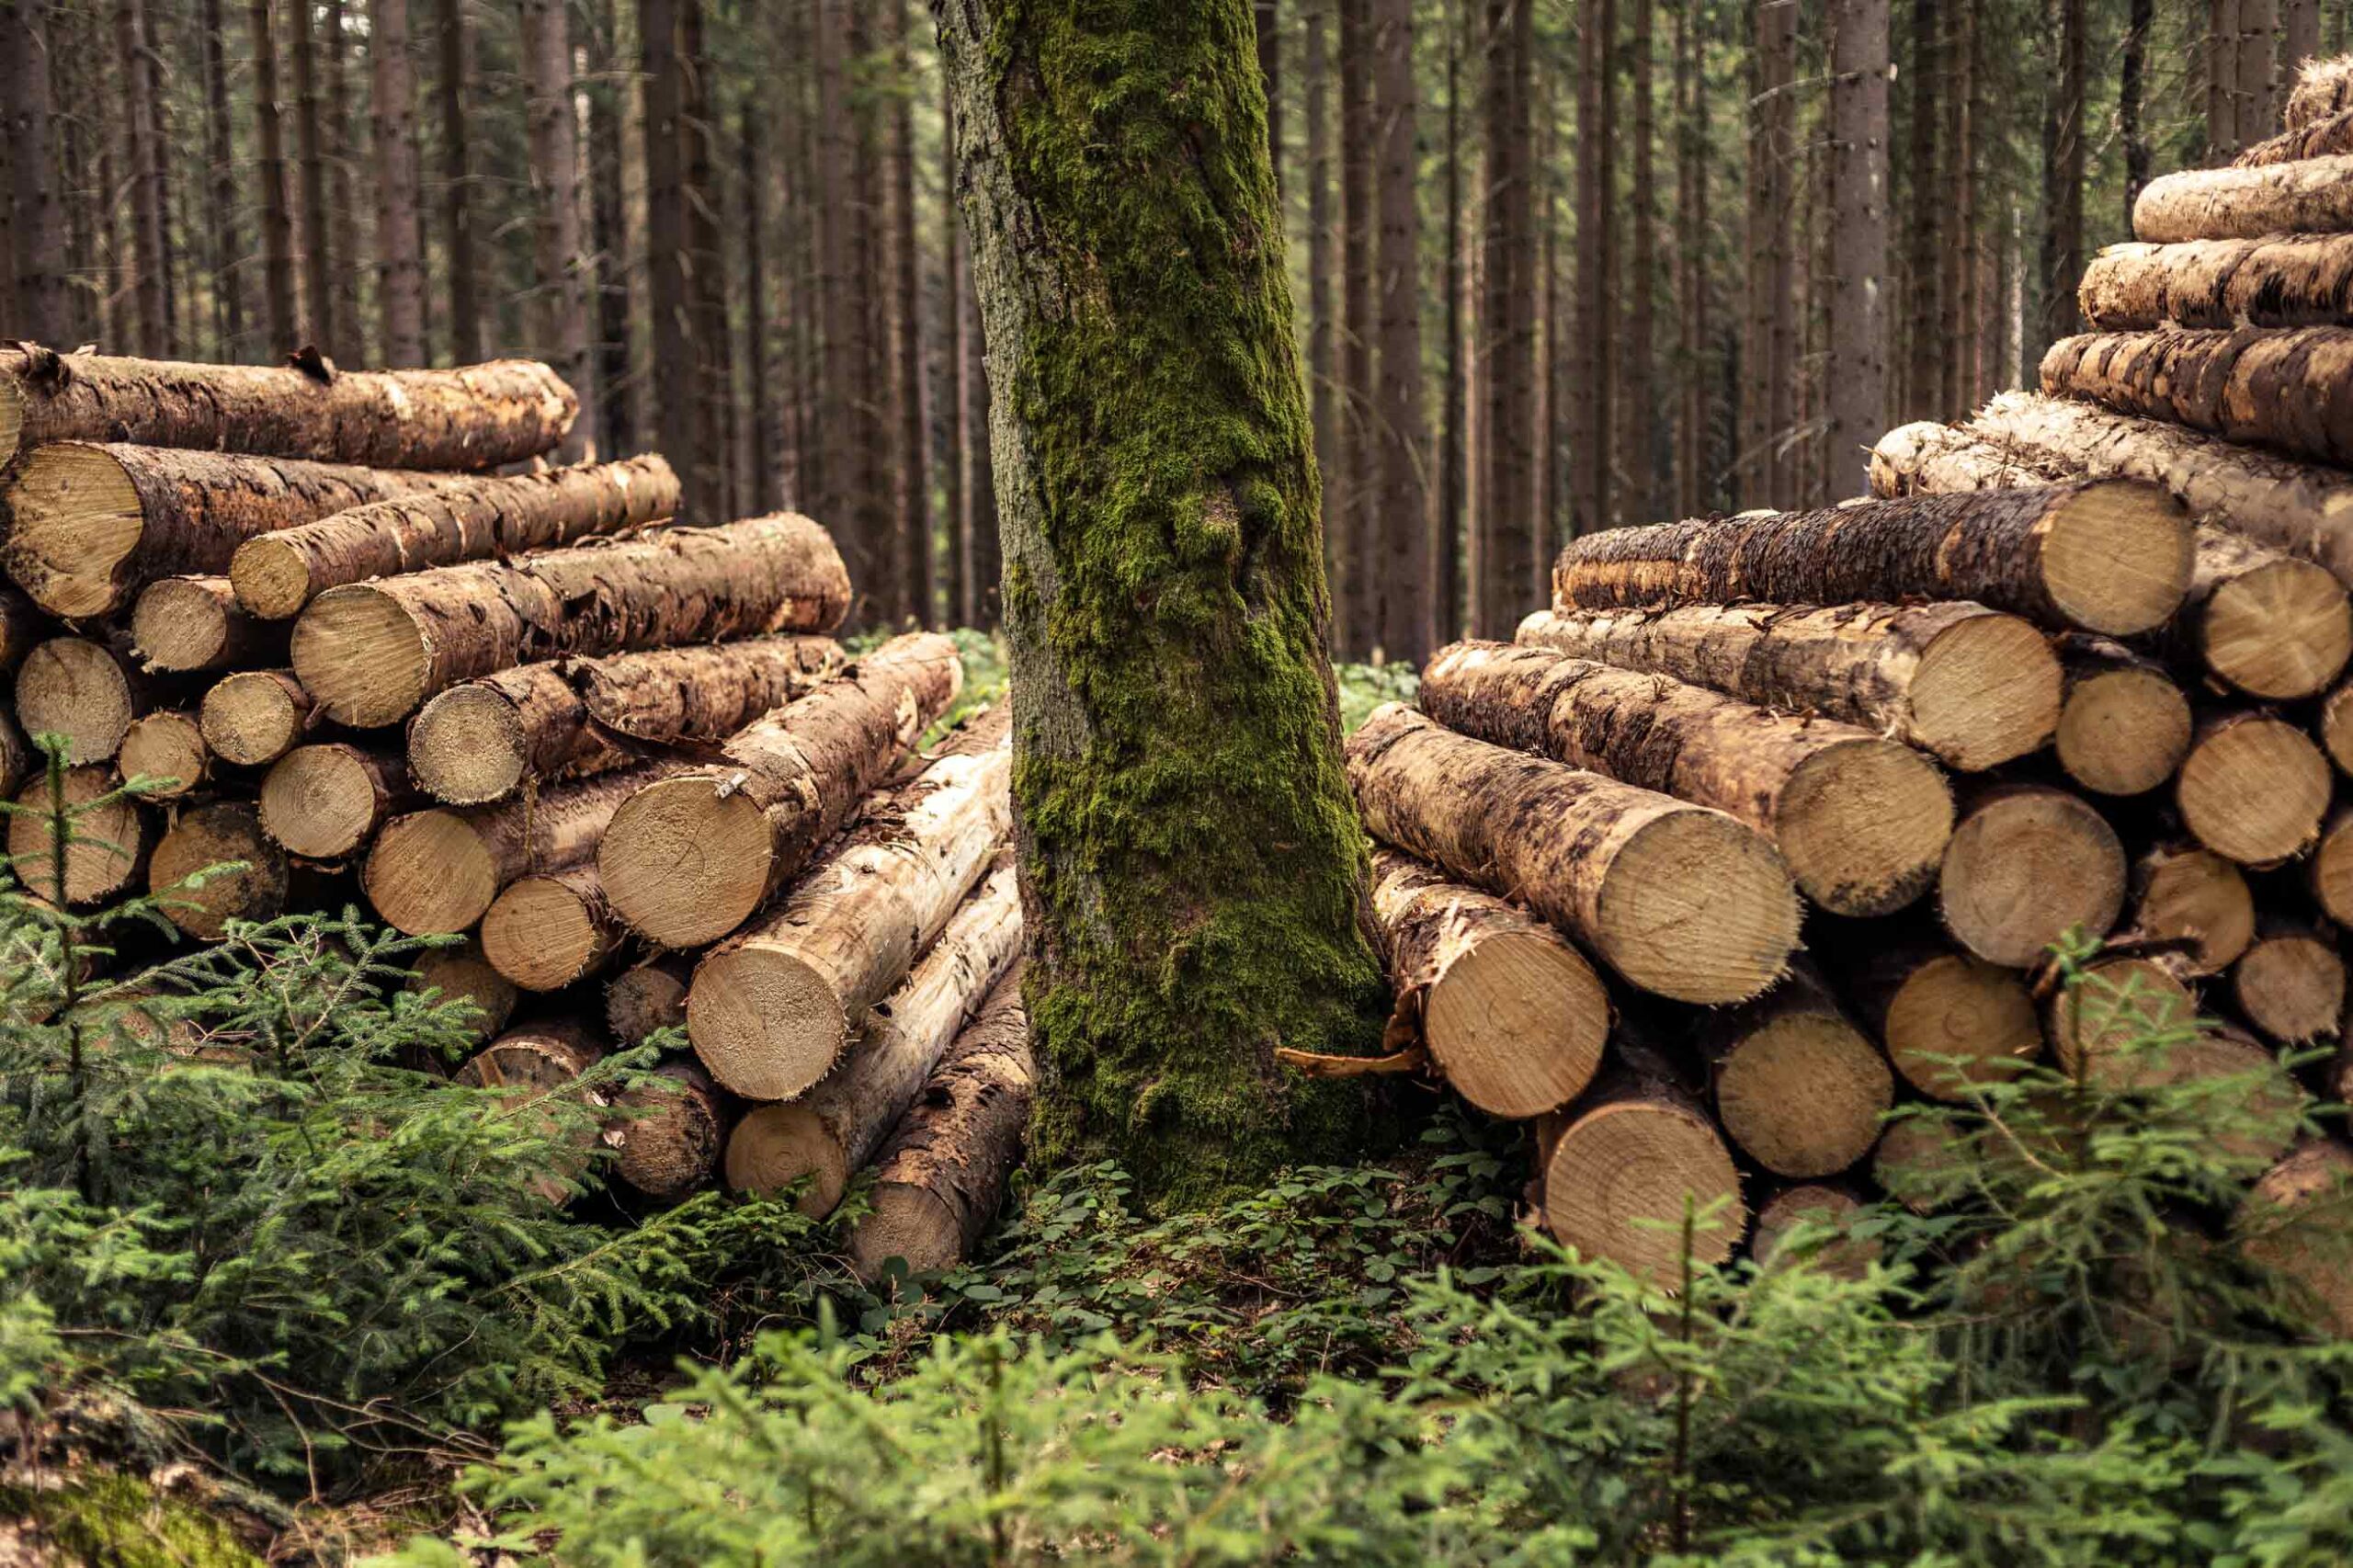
[
  {"left": 2063, "top": 1017, "right": 2304, "bottom": 1167},
  {"left": 1837, "top": 930, "right": 2041, "bottom": 1098},
  {"left": 2176, "top": 712, "right": 2332, "bottom": 867},
  {"left": 600, "top": 633, "right": 966, "bottom": 949},
  {"left": 197, "top": 670, "right": 313, "bottom": 767},
  {"left": 1938, "top": 784, "right": 2127, "bottom": 967},
  {"left": 846, "top": 960, "right": 1037, "bottom": 1281},
  {"left": 2236, "top": 1140, "right": 2353, "bottom": 1337},
  {"left": 1516, "top": 601, "right": 2062, "bottom": 771},
  {"left": 1362, "top": 846, "right": 1609, "bottom": 1118},
  {"left": 289, "top": 512, "right": 853, "bottom": 727},
  {"left": 362, "top": 759, "right": 674, "bottom": 935},
  {"left": 2233, "top": 922, "right": 2347, "bottom": 1043},
  {"left": 1873, "top": 1111, "right": 1972, "bottom": 1212},
  {"left": 408, "top": 937, "right": 517, "bottom": 1045},
  {"left": 2041, "top": 329, "right": 2353, "bottom": 472},
  {"left": 2132, "top": 155, "right": 2353, "bottom": 243},
  {"left": 407, "top": 634, "right": 844, "bottom": 805},
  {"left": 3, "top": 443, "right": 461, "bottom": 616},
  {"left": 228, "top": 454, "right": 680, "bottom": 618},
  {"left": 2131, "top": 843, "right": 2256, "bottom": 974},
  {"left": 2079, "top": 236, "right": 2353, "bottom": 330},
  {"left": 15, "top": 636, "right": 152, "bottom": 765},
  {"left": 480, "top": 866, "right": 623, "bottom": 992},
  {"left": 1867, "top": 419, "right": 2065, "bottom": 497},
  {"left": 2286, "top": 55, "right": 2353, "bottom": 130},
  {"left": 0, "top": 347, "right": 577, "bottom": 472},
  {"left": 130, "top": 575, "right": 290, "bottom": 672},
  {"left": 1700, "top": 962, "right": 1894, "bottom": 1179},
  {"left": 1346, "top": 704, "right": 1801, "bottom": 1005},
  {"left": 116, "top": 710, "right": 209, "bottom": 799},
  {"left": 687, "top": 709, "right": 1012, "bottom": 1100},
  {"left": 723, "top": 861, "right": 1022, "bottom": 1210},
  {"left": 7, "top": 766, "right": 148, "bottom": 904},
  {"left": 608, "top": 1061, "right": 725, "bottom": 1202},
  {"left": 257, "top": 743, "right": 413, "bottom": 859},
  {"left": 147, "top": 801, "right": 289, "bottom": 939},
  {"left": 1535, "top": 1062, "right": 1748, "bottom": 1288},
  {"left": 1419, "top": 642, "right": 1951, "bottom": 915},
  {"left": 1963, "top": 391, "right": 2353, "bottom": 590},
  {"left": 2234, "top": 108, "right": 2353, "bottom": 166},
  {"left": 607, "top": 956, "right": 692, "bottom": 1047},
  {"left": 2052, "top": 638, "right": 2192, "bottom": 797},
  {"left": 1548, "top": 482, "right": 2194, "bottom": 637}
]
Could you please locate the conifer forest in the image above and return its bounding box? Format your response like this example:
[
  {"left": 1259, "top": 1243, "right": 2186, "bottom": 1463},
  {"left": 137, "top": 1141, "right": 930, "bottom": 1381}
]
[{"left": 9, "top": 1, "right": 2353, "bottom": 1563}]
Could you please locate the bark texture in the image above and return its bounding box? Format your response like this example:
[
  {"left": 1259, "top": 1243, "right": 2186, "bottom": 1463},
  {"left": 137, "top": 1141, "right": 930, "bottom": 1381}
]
[
  {"left": 2043, "top": 328, "right": 2353, "bottom": 472},
  {"left": 289, "top": 513, "right": 852, "bottom": 726},
  {"left": 2286, "top": 54, "right": 2353, "bottom": 126},
  {"left": 2081, "top": 235, "right": 2353, "bottom": 330},
  {"left": 2236, "top": 103, "right": 2353, "bottom": 164},
  {"left": 1516, "top": 601, "right": 2061, "bottom": 770},
  {"left": 937, "top": 0, "right": 1389, "bottom": 1205},
  {"left": 229, "top": 455, "right": 679, "bottom": 619},
  {"left": 1549, "top": 482, "right": 2194, "bottom": 636},
  {"left": 2134, "top": 154, "right": 2353, "bottom": 242}
]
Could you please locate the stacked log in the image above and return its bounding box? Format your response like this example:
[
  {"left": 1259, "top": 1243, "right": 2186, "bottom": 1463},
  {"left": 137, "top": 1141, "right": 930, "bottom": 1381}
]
[{"left": 0, "top": 346, "right": 1035, "bottom": 1277}]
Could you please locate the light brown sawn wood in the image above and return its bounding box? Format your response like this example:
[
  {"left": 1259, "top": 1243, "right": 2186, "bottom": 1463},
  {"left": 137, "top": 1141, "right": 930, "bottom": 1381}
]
[
  {"left": 1699, "top": 961, "right": 1893, "bottom": 1179},
  {"left": 148, "top": 801, "right": 288, "bottom": 939},
  {"left": 608, "top": 1062, "right": 725, "bottom": 1202},
  {"left": 117, "top": 711, "right": 209, "bottom": 799},
  {"left": 407, "top": 937, "right": 517, "bottom": 1046},
  {"left": 258, "top": 744, "right": 414, "bottom": 859},
  {"left": 2052, "top": 637, "right": 2191, "bottom": 797},
  {"left": 1837, "top": 930, "right": 2040, "bottom": 1099},
  {"left": 130, "top": 575, "right": 290, "bottom": 672},
  {"left": 2236, "top": 1141, "right": 2353, "bottom": 1338},
  {"left": 607, "top": 956, "right": 693, "bottom": 1047},
  {"left": 198, "top": 670, "right": 312, "bottom": 767},
  {"left": 7, "top": 767, "right": 147, "bottom": 904},
  {"left": 1535, "top": 1063, "right": 1747, "bottom": 1289},
  {"left": 2130, "top": 844, "right": 2256, "bottom": 975},
  {"left": 480, "top": 866, "right": 624, "bottom": 992},
  {"left": 2234, "top": 923, "right": 2347, "bottom": 1044},
  {"left": 16, "top": 636, "right": 150, "bottom": 766},
  {"left": 2079, "top": 235, "right": 2353, "bottom": 330},
  {"left": 1937, "top": 784, "right": 2126, "bottom": 967},
  {"left": 2176, "top": 712, "right": 2331, "bottom": 867}
]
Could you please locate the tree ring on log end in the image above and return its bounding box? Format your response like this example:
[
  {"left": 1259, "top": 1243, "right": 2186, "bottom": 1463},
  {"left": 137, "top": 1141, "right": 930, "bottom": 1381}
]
[
  {"left": 1541, "top": 1101, "right": 1745, "bottom": 1288},
  {"left": 17, "top": 638, "right": 137, "bottom": 765},
  {"left": 2204, "top": 557, "right": 2353, "bottom": 699},
  {"left": 1882, "top": 952, "right": 2040, "bottom": 1098},
  {"left": 723, "top": 1102, "right": 849, "bottom": 1215},
  {"left": 1593, "top": 810, "right": 1800, "bottom": 1005},
  {"left": 600, "top": 774, "right": 778, "bottom": 949},
  {"left": 1906, "top": 612, "right": 2062, "bottom": 770},
  {"left": 149, "top": 803, "right": 288, "bottom": 940},
  {"left": 4, "top": 443, "right": 143, "bottom": 616},
  {"left": 363, "top": 810, "right": 499, "bottom": 934},
  {"left": 687, "top": 944, "right": 847, "bottom": 1101},
  {"left": 226, "top": 535, "right": 316, "bottom": 619},
  {"left": 2055, "top": 664, "right": 2191, "bottom": 796},
  {"left": 482, "top": 874, "right": 609, "bottom": 992},
  {"left": 2177, "top": 718, "right": 2330, "bottom": 867},
  {"left": 1774, "top": 739, "right": 1952, "bottom": 916},
  {"left": 259, "top": 745, "right": 380, "bottom": 859},
  {"left": 2035, "top": 481, "right": 2194, "bottom": 636},
  {"left": 410, "top": 684, "right": 529, "bottom": 804},
  {"left": 292, "top": 585, "right": 432, "bottom": 727},
  {"left": 1938, "top": 790, "right": 2125, "bottom": 967},
  {"left": 1424, "top": 926, "right": 1608, "bottom": 1118},
  {"left": 1714, "top": 1011, "right": 1894, "bottom": 1177}
]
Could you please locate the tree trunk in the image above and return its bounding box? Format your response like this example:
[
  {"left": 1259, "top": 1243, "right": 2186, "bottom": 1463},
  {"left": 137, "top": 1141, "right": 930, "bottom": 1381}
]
[
  {"left": 289, "top": 513, "right": 851, "bottom": 726},
  {"left": 742, "top": 98, "right": 776, "bottom": 510},
  {"left": 2137, "top": 154, "right": 2353, "bottom": 243},
  {"left": 1346, "top": 703, "right": 1800, "bottom": 1002},
  {"left": 1438, "top": 0, "right": 1462, "bottom": 642},
  {"left": 5, "top": 444, "right": 466, "bottom": 617},
  {"left": 2211, "top": 0, "right": 2243, "bottom": 157},
  {"left": 938, "top": 0, "right": 1391, "bottom": 1204},
  {"left": 965, "top": 256, "right": 1000, "bottom": 624},
  {"left": 2122, "top": 0, "right": 2152, "bottom": 219},
  {"left": 606, "top": 956, "right": 690, "bottom": 1047},
  {"left": 886, "top": 0, "right": 932, "bottom": 624},
  {"left": 810, "top": 0, "right": 855, "bottom": 588},
  {"left": 597, "top": 632, "right": 962, "bottom": 948},
  {"left": 587, "top": 0, "right": 631, "bottom": 454},
  {"left": 201, "top": 0, "right": 244, "bottom": 355},
  {"left": 131, "top": 575, "right": 290, "bottom": 672},
  {"left": 522, "top": 0, "right": 595, "bottom": 460},
  {"left": 1620, "top": 0, "right": 1657, "bottom": 517},
  {"left": 690, "top": 707, "right": 1012, "bottom": 1102},
  {"left": 1761, "top": 0, "right": 1795, "bottom": 506},
  {"left": 250, "top": 0, "right": 298, "bottom": 349},
  {"left": 1479, "top": 0, "right": 1537, "bottom": 637},
  {"left": 228, "top": 453, "right": 680, "bottom": 618},
  {"left": 681, "top": 0, "right": 733, "bottom": 525},
  {"left": 1938, "top": 782, "right": 2126, "bottom": 965},
  {"left": 2043, "top": 327, "right": 2353, "bottom": 471},
  {"left": 2131, "top": 842, "right": 2255, "bottom": 974},
  {"left": 1338, "top": 0, "right": 1374, "bottom": 652},
  {"left": 1577, "top": 0, "right": 1620, "bottom": 528},
  {"left": 198, "top": 668, "right": 312, "bottom": 766},
  {"left": 2177, "top": 710, "right": 2331, "bottom": 866},
  {"left": 118, "top": 0, "right": 173, "bottom": 357},
  {"left": 2243, "top": 0, "right": 2281, "bottom": 137},
  {"left": 845, "top": 4, "right": 898, "bottom": 623},
  {"left": 1828, "top": 0, "right": 1888, "bottom": 497},
  {"left": 1673, "top": 0, "right": 1705, "bottom": 517},
  {"left": 435, "top": 0, "right": 481, "bottom": 362},
  {"left": 2080, "top": 235, "right": 2353, "bottom": 331},
  {"left": 257, "top": 740, "right": 415, "bottom": 858},
  {"left": 1903, "top": 0, "right": 1941, "bottom": 417},
  {"left": 6, "top": 0, "right": 71, "bottom": 345},
  {"left": 290, "top": 0, "right": 333, "bottom": 356},
  {"left": 1420, "top": 638, "right": 1952, "bottom": 915},
  {"left": 370, "top": 0, "right": 425, "bottom": 367},
  {"left": 1835, "top": 932, "right": 2038, "bottom": 1099},
  {"left": 1515, "top": 600, "right": 2062, "bottom": 769},
  {"left": 846, "top": 959, "right": 1035, "bottom": 1279},
  {"left": 943, "top": 82, "right": 972, "bottom": 624},
  {"left": 407, "top": 632, "right": 843, "bottom": 804},
  {"left": 1938, "top": 0, "right": 1974, "bottom": 415},
  {"left": 1256, "top": 0, "right": 1282, "bottom": 174},
  {"left": 323, "top": 0, "right": 365, "bottom": 363},
  {"left": 640, "top": 0, "right": 693, "bottom": 515}
]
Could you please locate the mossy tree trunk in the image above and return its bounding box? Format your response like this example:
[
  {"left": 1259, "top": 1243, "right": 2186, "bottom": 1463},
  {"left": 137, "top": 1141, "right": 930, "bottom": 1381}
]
[{"left": 935, "top": 0, "right": 1386, "bottom": 1209}]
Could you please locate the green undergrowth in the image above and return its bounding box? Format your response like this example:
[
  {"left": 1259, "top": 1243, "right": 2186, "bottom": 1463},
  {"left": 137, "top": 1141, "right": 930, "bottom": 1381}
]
[{"left": 1334, "top": 658, "right": 1421, "bottom": 733}]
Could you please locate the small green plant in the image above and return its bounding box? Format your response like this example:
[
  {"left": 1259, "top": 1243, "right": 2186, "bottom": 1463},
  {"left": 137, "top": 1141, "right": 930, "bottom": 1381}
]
[{"left": 1334, "top": 659, "right": 1420, "bottom": 733}]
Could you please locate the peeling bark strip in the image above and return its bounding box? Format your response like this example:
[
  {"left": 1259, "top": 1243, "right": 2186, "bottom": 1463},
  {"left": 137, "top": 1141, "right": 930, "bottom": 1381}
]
[
  {"left": 0, "top": 347, "right": 577, "bottom": 472},
  {"left": 1345, "top": 704, "right": 1799, "bottom": 1004},
  {"left": 407, "top": 634, "right": 846, "bottom": 805},
  {"left": 2080, "top": 236, "right": 2353, "bottom": 331},
  {"left": 847, "top": 959, "right": 1035, "bottom": 1280},
  {"left": 599, "top": 634, "right": 968, "bottom": 949},
  {"left": 1962, "top": 392, "right": 2353, "bottom": 589},
  {"left": 2042, "top": 329, "right": 2353, "bottom": 472},
  {"left": 1421, "top": 641, "right": 1952, "bottom": 915},
  {"left": 1516, "top": 601, "right": 2061, "bottom": 772},
  {"left": 290, "top": 513, "right": 853, "bottom": 727},
  {"left": 1549, "top": 482, "right": 2193, "bottom": 637},
  {"left": 723, "top": 863, "right": 1022, "bottom": 1214},
  {"left": 229, "top": 455, "right": 680, "bottom": 619},
  {"left": 685, "top": 708, "right": 1011, "bottom": 1101},
  {"left": 1367, "top": 846, "right": 1608, "bottom": 1119},
  {"left": 2133, "top": 156, "right": 2353, "bottom": 243},
  {"left": 2286, "top": 55, "right": 2353, "bottom": 128},
  {"left": 3, "top": 442, "right": 465, "bottom": 617},
  {"left": 2233, "top": 106, "right": 2353, "bottom": 165}
]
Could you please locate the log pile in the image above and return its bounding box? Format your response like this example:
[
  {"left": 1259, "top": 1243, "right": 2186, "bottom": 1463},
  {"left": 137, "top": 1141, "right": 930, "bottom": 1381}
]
[
  {"left": 1351, "top": 71, "right": 2353, "bottom": 1294},
  {"left": 0, "top": 347, "right": 1029, "bottom": 1281}
]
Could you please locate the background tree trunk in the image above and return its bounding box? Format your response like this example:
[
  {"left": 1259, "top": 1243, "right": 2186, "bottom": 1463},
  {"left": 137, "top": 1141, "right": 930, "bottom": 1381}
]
[
  {"left": 523, "top": 0, "right": 595, "bottom": 460},
  {"left": 1621, "top": 0, "right": 1657, "bottom": 519},
  {"left": 936, "top": 0, "right": 1385, "bottom": 1208},
  {"left": 1338, "top": 0, "right": 1374, "bottom": 653},
  {"left": 1761, "top": 0, "right": 1795, "bottom": 506},
  {"left": 1439, "top": 0, "right": 1463, "bottom": 643},
  {"left": 251, "top": 0, "right": 299, "bottom": 351},
  {"left": 1307, "top": 0, "right": 1341, "bottom": 651},
  {"left": 370, "top": 0, "right": 424, "bottom": 367},
  {"left": 1828, "top": 0, "right": 1888, "bottom": 498},
  {"left": 1482, "top": 0, "right": 1537, "bottom": 634},
  {"left": 887, "top": 0, "right": 932, "bottom": 624},
  {"left": 438, "top": 0, "right": 483, "bottom": 363},
  {"left": 1904, "top": 0, "right": 1940, "bottom": 418},
  {"left": 119, "top": 0, "right": 171, "bottom": 356},
  {"left": 642, "top": 0, "right": 700, "bottom": 516},
  {"left": 6, "top": 0, "right": 71, "bottom": 344},
  {"left": 290, "top": 0, "right": 334, "bottom": 357},
  {"left": 1371, "top": 0, "right": 1430, "bottom": 664}
]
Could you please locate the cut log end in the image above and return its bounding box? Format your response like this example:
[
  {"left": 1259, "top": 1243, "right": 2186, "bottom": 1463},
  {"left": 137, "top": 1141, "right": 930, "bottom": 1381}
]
[
  {"left": 1938, "top": 788, "right": 2126, "bottom": 967},
  {"left": 2055, "top": 664, "right": 2191, "bottom": 797},
  {"left": 1423, "top": 926, "right": 1610, "bottom": 1118},
  {"left": 258, "top": 745, "right": 386, "bottom": 860},
  {"left": 290, "top": 585, "right": 430, "bottom": 727},
  {"left": 2048, "top": 956, "right": 2200, "bottom": 1082},
  {"left": 17, "top": 638, "right": 137, "bottom": 765},
  {"left": 2234, "top": 933, "right": 2347, "bottom": 1045},
  {"left": 607, "top": 959, "right": 690, "bottom": 1046},
  {"left": 687, "top": 943, "right": 847, "bottom": 1102},
  {"left": 599, "top": 774, "right": 777, "bottom": 949},
  {"left": 850, "top": 1187, "right": 966, "bottom": 1278},
  {"left": 409, "top": 938, "right": 518, "bottom": 1044},
  {"left": 2203, "top": 557, "right": 2353, "bottom": 700},
  {"left": 2035, "top": 481, "right": 2197, "bottom": 636},
  {"left": 2177, "top": 718, "right": 2331, "bottom": 867},
  {"left": 722, "top": 1102, "right": 849, "bottom": 1216},
  {"left": 611, "top": 1063, "right": 724, "bottom": 1202},
  {"left": 1714, "top": 1007, "right": 1894, "bottom": 1179},
  {"left": 2132, "top": 846, "right": 2255, "bottom": 975},
  {"left": 1541, "top": 1099, "right": 1746, "bottom": 1288},
  {"left": 1775, "top": 739, "right": 1952, "bottom": 916},
  {"left": 2238, "top": 1142, "right": 2353, "bottom": 1339},
  {"left": 362, "top": 809, "right": 499, "bottom": 935},
  {"left": 2323, "top": 685, "right": 2353, "bottom": 776},
  {"left": 1908, "top": 610, "right": 2064, "bottom": 770},
  {"left": 225, "top": 534, "right": 316, "bottom": 619},
  {"left": 1597, "top": 810, "right": 1802, "bottom": 1005},
  {"left": 130, "top": 576, "right": 274, "bottom": 673},
  {"left": 199, "top": 672, "right": 309, "bottom": 767},
  {"left": 2, "top": 443, "right": 142, "bottom": 616},
  {"left": 1873, "top": 1113, "right": 1971, "bottom": 1213},
  {"left": 407, "top": 683, "right": 530, "bottom": 804},
  {"left": 149, "top": 801, "right": 289, "bottom": 940},
  {"left": 2316, "top": 816, "right": 2353, "bottom": 927},
  {"left": 482, "top": 871, "right": 616, "bottom": 992},
  {"left": 1752, "top": 1184, "right": 1881, "bottom": 1278},
  {"left": 1881, "top": 952, "right": 2040, "bottom": 1098},
  {"left": 7, "top": 767, "right": 143, "bottom": 905},
  {"left": 117, "top": 711, "right": 208, "bottom": 799}
]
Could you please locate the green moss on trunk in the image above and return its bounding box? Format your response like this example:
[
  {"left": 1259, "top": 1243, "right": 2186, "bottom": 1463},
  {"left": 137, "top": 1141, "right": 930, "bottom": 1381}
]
[{"left": 938, "top": 0, "right": 1389, "bottom": 1209}]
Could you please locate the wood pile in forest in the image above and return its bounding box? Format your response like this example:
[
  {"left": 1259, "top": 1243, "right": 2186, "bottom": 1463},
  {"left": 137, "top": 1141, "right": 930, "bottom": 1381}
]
[
  {"left": 1347, "top": 62, "right": 2353, "bottom": 1309},
  {"left": 0, "top": 345, "right": 1026, "bottom": 1280}
]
